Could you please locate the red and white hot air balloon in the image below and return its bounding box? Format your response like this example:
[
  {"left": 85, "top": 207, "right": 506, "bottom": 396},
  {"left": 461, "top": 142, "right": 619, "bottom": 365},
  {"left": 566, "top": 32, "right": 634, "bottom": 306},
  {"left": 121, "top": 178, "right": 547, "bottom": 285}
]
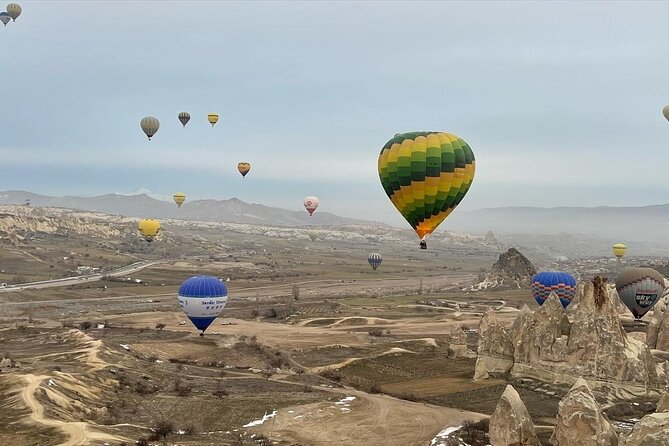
[{"left": 303, "top": 196, "right": 319, "bottom": 216}]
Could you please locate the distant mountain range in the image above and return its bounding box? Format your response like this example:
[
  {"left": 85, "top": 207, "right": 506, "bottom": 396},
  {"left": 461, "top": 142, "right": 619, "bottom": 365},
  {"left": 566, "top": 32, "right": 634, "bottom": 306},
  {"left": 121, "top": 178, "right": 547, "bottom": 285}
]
[
  {"left": 1, "top": 190, "right": 668, "bottom": 251},
  {"left": 0, "top": 190, "right": 377, "bottom": 227},
  {"left": 446, "top": 204, "right": 669, "bottom": 246}
]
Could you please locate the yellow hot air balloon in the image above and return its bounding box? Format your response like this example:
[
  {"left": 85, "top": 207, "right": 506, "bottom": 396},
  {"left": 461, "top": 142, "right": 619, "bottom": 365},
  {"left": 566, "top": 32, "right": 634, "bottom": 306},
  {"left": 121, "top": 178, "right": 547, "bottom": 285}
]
[
  {"left": 207, "top": 114, "right": 219, "bottom": 127},
  {"left": 138, "top": 219, "right": 160, "bottom": 243},
  {"left": 237, "top": 162, "right": 251, "bottom": 178},
  {"left": 613, "top": 243, "right": 627, "bottom": 259},
  {"left": 378, "top": 132, "right": 475, "bottom": 249},
  {"left": 173, "top": 192, "right": 186, "bottom": 208}
]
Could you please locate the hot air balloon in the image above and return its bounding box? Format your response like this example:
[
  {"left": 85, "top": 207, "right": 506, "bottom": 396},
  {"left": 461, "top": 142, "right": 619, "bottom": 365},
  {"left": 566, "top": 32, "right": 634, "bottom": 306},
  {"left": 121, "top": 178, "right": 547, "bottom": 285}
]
[
  {"left": 138, "top": 219, "right": 160, "bottom": 243},
  {"left": 368, "top": 253, "right": 382, "bottom": 271},
  {"left": 6, "top": 3, "right": 21, "bottom": 22},
  {"left": 378, "top": 132, "right": 475, "bottom": 250},
  {"left": 207, "top": 114, "right": 219, "bottom": 127},
  {"left": 0, "top": 12, "right": 10, "bottom": 26},
  {"left": 615, "top": 267, "right": 665, "bottom": 320},
  {"left": 531, "top": 271, "right": 577, "bottom": 308},
  {"left": 304, "top": 196, "right": 319, "bottom": 216},
  {"left": 613, "top": 243, "right": 627, "bottom": 259},
  {"left": 307, "top": 230, "right": 319, "bottom": 242},
  {"left": 177, "top": 275, "right": 228, "bottom": 335},
  {"left": 173, "top": 192, "right": 186, "bottom": 208},
  {"left": 663, "top": 105, "right": 669, "bottom": 123},
  {"left": 238, "top": 162, "right": 251, "bottom": 178},
  {"left": 178, "top": 112, "right": 190, "bottom": 127},
  {"left": 140, "top": 116, "right": 159, "bottom": 140}
]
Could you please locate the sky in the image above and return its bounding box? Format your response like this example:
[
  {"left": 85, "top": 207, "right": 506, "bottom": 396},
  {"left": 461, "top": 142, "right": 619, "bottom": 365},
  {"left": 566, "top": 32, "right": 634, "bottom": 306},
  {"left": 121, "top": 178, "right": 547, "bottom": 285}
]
[{"left": 1, "top": 1, "right": 669, "bottom": 226}]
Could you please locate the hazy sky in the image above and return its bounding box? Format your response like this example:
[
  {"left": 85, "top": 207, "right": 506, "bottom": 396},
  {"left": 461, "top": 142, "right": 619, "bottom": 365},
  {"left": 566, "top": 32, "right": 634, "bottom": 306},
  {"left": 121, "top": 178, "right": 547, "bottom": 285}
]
[{"left": 2, "top": 1, "right": 669, "bottom": 226}]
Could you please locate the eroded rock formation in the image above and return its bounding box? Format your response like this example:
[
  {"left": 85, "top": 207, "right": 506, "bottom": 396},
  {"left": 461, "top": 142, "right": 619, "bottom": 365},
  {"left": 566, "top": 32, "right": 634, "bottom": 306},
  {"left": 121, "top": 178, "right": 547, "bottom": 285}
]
[
  {"left": 470, "top": 248, "right": 536, "bottom": 290},
  {"left": 550, "top": 378, "right": 618, "bottom": 446},
  {"left": 489, "top": 385, "right": 539, "bottom": 446}
]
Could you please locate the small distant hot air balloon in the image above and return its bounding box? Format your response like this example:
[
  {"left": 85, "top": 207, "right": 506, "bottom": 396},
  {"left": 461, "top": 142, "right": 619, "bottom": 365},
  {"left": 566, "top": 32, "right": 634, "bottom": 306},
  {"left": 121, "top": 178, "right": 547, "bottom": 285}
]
[
  {"left": 615, "top": 267, "right": 665, "bottom": 320},
  {"left": 368, "top": 253, "right": 383, "bottom": 271},
  {"left": 612, "top": 243, "right": 627, "bottom": 259},
  {"left": 0, "top": 12, "right": 10, "bottom": 26},
  {"left": 531, "top": 271, "right": 577, "bottom": 308},
  {"left": 140, "top": 116, "right": 159, "bottom": 140},
  {"left": 207, "top": 114, "right": 219, "bottom": 127},
  {"left": 663, "top": 105, "right": 669, "bottom": 123},
  {"left": 138, "top": 219, "right": 160, "bottom": 242},
  {"left": 307, "top": 230, "right": 319, "bottom": 242},
  {"left": 177, "top": 275, "right": 228, "bottom": 335},
  {"left": 178, "top": 112, "right": 190, "bottom": 127},
  {"left": 378, "top": 132, "right": 475, "bottom": 250},
  {"left": 304, "top": 196, "right": 319, "bottom": 216},
  {"left": 173, "top": 192, "right": 186, "bottom": 208},
  {"left": 237, "top": 162, "right": 251, "bottom": 178},
  {"left": 6, "top": 3, "right": 21, "bottom": 22}
]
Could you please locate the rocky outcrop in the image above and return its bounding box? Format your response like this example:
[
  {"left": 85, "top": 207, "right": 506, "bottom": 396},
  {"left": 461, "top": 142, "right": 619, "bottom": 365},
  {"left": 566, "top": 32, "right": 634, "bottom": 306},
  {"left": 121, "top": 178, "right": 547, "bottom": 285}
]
[
  {"left": 658, "top": 388, "right": 669, "bottom": 413},
  {"left": 476, "top": 308, "right": 514, "bottom": 374},
  {"left": 621, "top": 412, "right": 669, "bottom": 445},
  {"left": 448, "top": 323, "right": 476, "bottom": 359},
  {"left": 550, "top": 378, "right": 618, "bottom": 446},
  {"left": 484, "top": 230, "right": 502, "bottom": 246},
  {"left": 473, "top": 359, "right": 489, "bottom": 380},
  {"left": 514, "top": 293, "right": 570, "bottom": 364},
  {"left": 489, "top": 385, "right": 539, "bottom": 446},
  {"left": 646, "top": 287, "right": 669, "bottom": 350},
  {"left": 504, "top": 278, "right": 662, "bottom": 390},
  {"left": 470, "top": 248, "right": 536, "bottom": 290}
]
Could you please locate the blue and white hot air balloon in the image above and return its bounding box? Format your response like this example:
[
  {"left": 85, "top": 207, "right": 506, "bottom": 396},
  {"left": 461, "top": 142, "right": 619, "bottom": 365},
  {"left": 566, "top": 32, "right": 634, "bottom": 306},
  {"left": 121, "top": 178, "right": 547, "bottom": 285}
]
[
  {"left": 368, "top": 253, "right": 382, "bottom": 271},
  {"left": 177, "top": 276, "right": 228, "bottom": 335},
  {"left": 531, "top": 271, "right": 577, "bottom": 308}
]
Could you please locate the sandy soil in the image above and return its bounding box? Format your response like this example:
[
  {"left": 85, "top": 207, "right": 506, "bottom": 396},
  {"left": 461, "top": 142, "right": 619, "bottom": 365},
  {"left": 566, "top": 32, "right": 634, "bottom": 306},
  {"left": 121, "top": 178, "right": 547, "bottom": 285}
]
[{"left": 255, "top": 388, "right": 485, "bottom": 446}]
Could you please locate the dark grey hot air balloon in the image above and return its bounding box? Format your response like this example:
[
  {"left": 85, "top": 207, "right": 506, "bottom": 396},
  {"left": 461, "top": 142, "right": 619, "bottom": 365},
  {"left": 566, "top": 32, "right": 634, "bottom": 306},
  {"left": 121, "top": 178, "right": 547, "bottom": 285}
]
[
  {"left": 663, "top": 105, "right": 669, "bottom": 123},
  {"left": 140, "top": 116, "right": 160, "bottom": 140},
  {"left": 615, "top": 267, "right": 665, "bottom": 320},
  {"left": 178, "top": 112, "right": 190, "bottom": 127},
  {"left": 368, "top": 253, "right": 382, "bottom": 270},
  {"left": 6, "top": 3, "right": 21, "bottom": 22},
  {"left": 0, "top": 12, "right": 10, "bottom": 26}
]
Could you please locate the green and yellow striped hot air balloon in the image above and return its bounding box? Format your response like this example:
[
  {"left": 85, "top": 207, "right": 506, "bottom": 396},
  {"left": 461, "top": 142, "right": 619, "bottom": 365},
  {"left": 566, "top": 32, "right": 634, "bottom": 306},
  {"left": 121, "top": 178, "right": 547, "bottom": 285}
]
[{"left": 378, "top": 132, "right": 475, "bottom": 248}]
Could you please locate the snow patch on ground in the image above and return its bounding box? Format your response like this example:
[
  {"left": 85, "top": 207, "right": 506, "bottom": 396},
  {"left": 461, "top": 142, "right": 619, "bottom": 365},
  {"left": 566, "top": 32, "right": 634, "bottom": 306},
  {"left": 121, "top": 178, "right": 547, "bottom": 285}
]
[
  {"left": 430, "top": 426, "right": 466, "bottom": 446},
  {"left": 243, "top": 409, "right": 277, "bottom": 428}
]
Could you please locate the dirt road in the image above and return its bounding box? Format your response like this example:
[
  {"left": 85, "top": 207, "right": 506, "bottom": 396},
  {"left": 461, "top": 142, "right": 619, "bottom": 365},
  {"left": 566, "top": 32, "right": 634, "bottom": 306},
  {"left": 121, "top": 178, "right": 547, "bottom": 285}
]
[{"left": 20, "top": 374, "right": 124, "bottom": 446}]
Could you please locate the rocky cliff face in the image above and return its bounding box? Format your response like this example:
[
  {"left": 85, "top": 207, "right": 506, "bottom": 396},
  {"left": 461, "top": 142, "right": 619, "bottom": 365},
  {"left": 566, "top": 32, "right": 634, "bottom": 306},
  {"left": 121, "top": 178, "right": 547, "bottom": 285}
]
[
  {"left": 470, "top": 248, "right": 536, "bottom": 290},
  {"left": 551, "top": 379, "right": 618, "bottom": 446},
  {"left": 476, "top": 278, "right": 665, "bottom": 394},
  {"left": 0, "top": 206, "right": 132, "bottom": 241}
]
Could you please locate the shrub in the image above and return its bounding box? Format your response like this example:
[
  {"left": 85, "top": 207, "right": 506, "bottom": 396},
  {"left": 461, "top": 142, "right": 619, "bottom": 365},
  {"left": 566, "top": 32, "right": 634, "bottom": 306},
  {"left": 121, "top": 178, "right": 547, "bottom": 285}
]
[
  {"left": 154, "top": 323, "right": 166, "bottom": 331},
  {"left": 319, "top": 369, "right": 342, "bottom": 382},
  {"left": 367, "top": 327, "right": 384, "bottom": 337},
  {"left": 152, "top": 419, "right": 175, "bottom": 441},
  {"left": 79, "top": 321, "right": 92, "bottom": 331}
]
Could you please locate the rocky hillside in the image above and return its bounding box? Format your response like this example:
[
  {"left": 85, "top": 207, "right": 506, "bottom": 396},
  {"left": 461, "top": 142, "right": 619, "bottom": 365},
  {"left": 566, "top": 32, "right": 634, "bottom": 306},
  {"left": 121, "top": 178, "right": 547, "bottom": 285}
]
[
  {"left": 469, "top": 247, "right": 536, "bottom": 290},
  {"left": 0, "top": 206, "right": 133, "bottom": 243}
]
